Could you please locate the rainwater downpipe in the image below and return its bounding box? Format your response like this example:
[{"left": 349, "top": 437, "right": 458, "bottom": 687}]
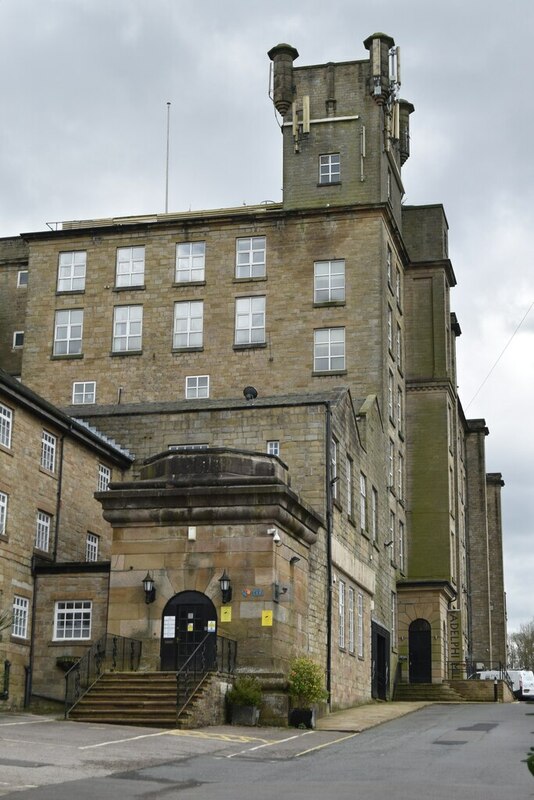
[{"left": 325, "top": 402, "right": 333, "bottom": 709}]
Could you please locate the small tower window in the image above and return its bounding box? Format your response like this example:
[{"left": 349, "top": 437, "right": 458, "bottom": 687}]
[{"left": 319, "top": 154, "right": 340, "bottom": 184}]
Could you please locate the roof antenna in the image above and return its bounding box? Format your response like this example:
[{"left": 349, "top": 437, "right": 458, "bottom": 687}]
[{"left": 165, "top": 101, "right": 171, "bottom": 213}]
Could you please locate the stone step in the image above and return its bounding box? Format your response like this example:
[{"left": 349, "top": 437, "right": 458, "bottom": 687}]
[{"left": 68, "top": 671, "right": 213, "bottom": 728}]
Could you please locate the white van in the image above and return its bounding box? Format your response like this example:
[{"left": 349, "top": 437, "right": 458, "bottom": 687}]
[{"left": 507, "top": 670, "right": 534, "bottom": 700}]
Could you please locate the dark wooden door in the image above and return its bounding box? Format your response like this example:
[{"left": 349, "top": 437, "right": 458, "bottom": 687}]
[
  {"left": 409, "top": 618, "right": 432, "bottom": 683},
  {"left": 160, "top": 591, "right": 217, "bottom": 671}
]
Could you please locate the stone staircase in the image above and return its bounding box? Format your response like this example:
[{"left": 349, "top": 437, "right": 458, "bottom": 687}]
[
  {"left": 67, "top": 671, "right": 217, "bottom": 728},
  {"left": 394, "top": 682, "right": 465, "bottom": 702}
]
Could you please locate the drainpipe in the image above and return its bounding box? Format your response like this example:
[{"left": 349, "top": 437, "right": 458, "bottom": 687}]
[
  {"left": 26, "top": 567, "right": 38, "bottom": 707},
  {"left": 325, "top": 403, "right": 333, "bottom": 710},
  {"left": 52, "top": 435, "right": 65, "bottom": 561}
]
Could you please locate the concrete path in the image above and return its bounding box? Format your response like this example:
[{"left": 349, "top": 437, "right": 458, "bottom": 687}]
[{"left": 315, "top": 701, "right": 431, "bottom": 732}]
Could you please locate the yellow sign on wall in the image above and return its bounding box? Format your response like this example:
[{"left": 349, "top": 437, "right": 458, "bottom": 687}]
[
  {"left": 220, "top": 606, "right": 232, "bottom": 622},
  {"left": 262, "top": 610, "right": 273, "bottom": 627}
]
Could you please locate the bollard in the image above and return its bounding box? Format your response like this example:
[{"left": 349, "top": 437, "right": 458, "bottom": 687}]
[{"left": 494, "top": 679, "right": 498, "bottom": 702}]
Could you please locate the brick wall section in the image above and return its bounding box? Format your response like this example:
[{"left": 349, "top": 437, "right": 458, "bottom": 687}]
[
  {"left": 465, "top": 420, "right": 492, "bottom": 660},
  {"left": 0, "top": 236, "right": 29, "bottom": 375},
  {"left": 486, "top": 473, "right": 507, "bottom": 664},
  {"left": 21, "top": 209, "right": 399, "bottom": 417},
  {"left": 0, "top": 376, "right": 128, "bottom": 708}
]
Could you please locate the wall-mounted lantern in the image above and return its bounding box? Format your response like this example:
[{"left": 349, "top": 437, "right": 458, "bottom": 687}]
[
  {"left": 219, "top": 570, "right": 232, "bottom": 604},
  {"left": 142, "top": 571, "right": 156, "bottom": 604}
]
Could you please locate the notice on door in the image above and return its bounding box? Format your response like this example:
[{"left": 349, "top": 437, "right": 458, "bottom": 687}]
[
  {"left": 163, "top": 616, "right": 175, "bottom": 638},
  {"left": 220, "top": 606, "right": 232, "bottom": 622},
  {"left": 262, "top": 610, "right": 273, "bottom": 627}
]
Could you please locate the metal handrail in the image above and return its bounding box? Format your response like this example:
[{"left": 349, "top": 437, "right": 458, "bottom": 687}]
[
  {"left": 64, "top": 633, "right": 142, "bottom": 717},
  {"left": 176, "top": 634, "right": 237, "bottom": 719}
]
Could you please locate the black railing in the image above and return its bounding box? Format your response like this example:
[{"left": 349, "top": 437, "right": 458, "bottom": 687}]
[
  {"left": 176, "top": 634, "right": 237, "bottom": 719},
  {"left": 447, "top": 660, "right": 507, "bottom": 681},
  {"left": 64, "top": 633, "right": 142, "bottom": 717}
]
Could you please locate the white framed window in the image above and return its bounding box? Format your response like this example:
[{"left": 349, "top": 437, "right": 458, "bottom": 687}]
[
  {"left": 235, "top": 296, "right": 265, "bottom": 345},
  {"left": 396, "top": 267, "right": 402, "bottom": 308},
  {"left": 360, "top": 472, "right": 367, "bottom": 531},
  {"left": 397, "top": 452, "right": 404, "bottom": 501},
  {"left": 331, "top": 437, "right": 338, "bottom": 501},
  {"left": 112, "top": 305, "right": 142, "bottom": 352},
  {"left": 53, "top": 309, "right": 83, "bottom": 355},
  {"left": 348, "top": 587, "right": 355, "bottom": 654},
  {"left": 346, "top": 456, "right": 353, "bottom": 519},
  {"left": 57, "top": 251, "right": 86, "bottom": 292},
  {"left": 387, "top": 306, "right": 393, "bottom": 353},
  {"left": 388, "top": 370, "right": 394, "bottom": 422},
  {"left": 314, "top": 260, "right": 345, "bottom": 303},
  {"left": 115, "top": 246, "right": 145, "bottom": 287},
  {"left": 357, "top": 592, "right": 364, "bottom": 657},
  {"left": 185, "top": 375, "right": 209, "bottom": 399},
  {"left": 53, "top": 600, "right": 92, "bottom": 640},
  {"left": 314, "top": 327, "right": 345, "bottom": 372},
  {"left": 98, "top": 464, "right": 111, "bottom": 492},
  {"left": 17, "top": 270, "right": 28, "bottom": 287},
  {"left": 236, "top": 237, "right": 266, "bottom": 279},
  {"left": 397, "top": 387, "right": 403, "bottom": 435},
  {"left": 398, "top": 520, "right": 405, "bottom": 572},
  {"left": 391, "top": 591, "right": 397, "bottom": 649},
  {"left": 40, "top": 430, "right": 56, "bottom": 472},
  {"left": 388, "top": 439, "right": 395, "bottom": 489},
  {"left": 371, "top": 486, "right": 378, "bottom": 543},
  {"left": 267, "top": 440, "right": 280, "bottom": 456},
  {"left": 35, "top": 511, "right": 51, "bottom": 552},
  {"left": 338, "top": 579, "right": 346, "bottom": 649},
  {"left": 396, "top": 323, "right": 402, "bottom": 370},
  {"left": 174, "top": 301, "right": 203, "bottom": 349},
  {"left": 319, "top": 153, "right": 340, "bottom": 183},
  {"left": 0, "top": 492, "right": 7, "bottom": 536},
  {"left": 389, "top": 510, "right": 396, "bottom": 561},
  {"left": 72, "top": 381, "right": 96, "bottom": 405},
  {"left": 12, "top": 331, "right": 24, "bottom": 349},
  {"left": 12, "top": 596, "right": 29, "bottom": 639},
  {"left": 86, "top": 532, "right": 99, "bottom": 562},
  {"left": 387, "top": 245, "right": 393, "bottom": 287},
  {"left": 0, "top": 403, "right": 12, "bottom": 448},
  {"left": 176, "top": 241, "right": 205, "bottom": 283}
]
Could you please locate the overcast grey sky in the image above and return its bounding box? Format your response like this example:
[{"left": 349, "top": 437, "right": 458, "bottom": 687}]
[{"left": 1, "top": 0, "right": 533, "bottom": 634}]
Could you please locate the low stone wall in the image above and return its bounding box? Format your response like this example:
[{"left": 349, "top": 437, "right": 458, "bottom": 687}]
[{"left": 450, "top": 679, "right": 515, "bottom": 702}]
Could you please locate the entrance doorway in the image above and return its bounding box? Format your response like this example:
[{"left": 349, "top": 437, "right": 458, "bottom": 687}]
[
  {"left": 409, "top": 618, "right": 432, "bottom": 683},
  {"left": 160, "top": 591, "right": 217, "bottom": 671},
  {"left": 371, "top": 622, "right": 390, "bottom": 699}
]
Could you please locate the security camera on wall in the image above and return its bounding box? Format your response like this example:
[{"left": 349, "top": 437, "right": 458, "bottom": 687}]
[{"left": 273, "top": 531, "right": 281, "bottom": 544}]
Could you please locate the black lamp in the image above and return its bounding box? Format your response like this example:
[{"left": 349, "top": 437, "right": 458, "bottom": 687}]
[
  {"left": 142, "top": 571, "right": 156, "bottom": 604},
  {"left": 219, "top": 570, "right": 232, "bottom": 604}
]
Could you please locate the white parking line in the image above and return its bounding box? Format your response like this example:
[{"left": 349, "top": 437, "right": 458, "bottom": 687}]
[
  {"left": 79, "top": 730, "right": 170, "bottom": 749},
  {"left": 0, "top": 718, "right": 55, "bottom": 727},
  {"left": 226, "top": 731, "right": 314, "bottom": 758},
  {"left": 295, "top": 731, "right": 360, "bottom": 756}
]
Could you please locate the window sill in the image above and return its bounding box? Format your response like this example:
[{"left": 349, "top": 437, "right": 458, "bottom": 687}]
[
  {"left": 333, "top": 499, "right": 342, "bottom": 512},
  {"left": 233, "top": 276, "right": 267, "bottom": 284},
  {"left": 172, "top": 346, "right": 204, "bottom": 354},
  {"left": 0, "top": 443, "right": 13, "bottom": 457},
  {"left": 317, "top": 181, "right": 342, "bottom": 187},
  {"left": 173, "top": 280, "right": 206, "bottom": 288},
  {"left": 361, "top": 528, "right": 371, "bottom": 541},
  {"left": 313, "top": 301, "right": 346, "bottom": 308},
  {"left": 233, "top": 342, "right": 267, "bottom": 351},
  {"left": 109, "top": 350, "right": 143, "bottom": 358},
  {"left": 39, "top": 466, "right": 58, "bottom": 480},
  {"left": 112, "top": 285, "right": 146, "bottom": 292},
  {"left": 9, "top": 635, "right": 29, "bottom": 645},
  {"left": 347, "top": 515, "right": 356, "bottom": 528},
  {"left": 312, "top": 370, "right": 347, "bottom": 377},
  {"left": 51, "top": 353, "right": 84, "bottom": 361},
  {"left": 55, "top": 289, "right": 85, "bottom": 297}
]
